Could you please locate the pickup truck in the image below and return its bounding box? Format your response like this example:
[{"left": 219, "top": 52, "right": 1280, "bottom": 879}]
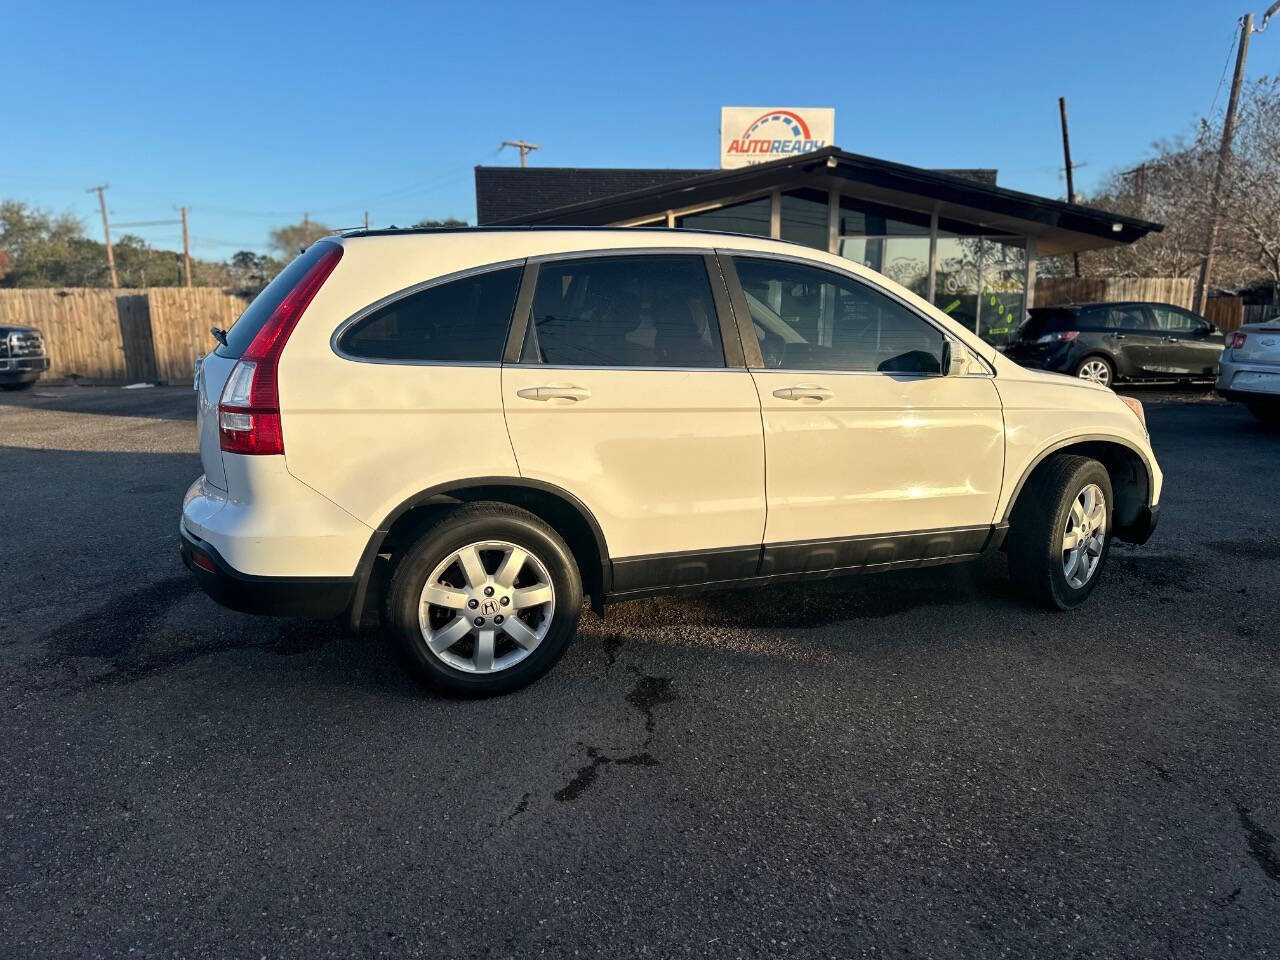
[{"left": 0, "top": 325, "right": 50, "bottom": 390}]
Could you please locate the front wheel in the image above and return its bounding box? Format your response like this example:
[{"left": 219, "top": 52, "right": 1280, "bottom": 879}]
[
  {"left": 1007, "top": 455, "right": 1113, "bottom": 610},
  {"left": 384, "top": 502, "right": 583, "bottom": 696},
  {"left": 1074, "top": 356, "right": 1114, "bottom": 388},
  {"left": 0, "top": 380, "right": 36, "bottom": 392}
]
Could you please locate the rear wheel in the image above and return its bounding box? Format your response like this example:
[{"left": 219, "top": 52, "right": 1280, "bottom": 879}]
[
  {"left": 385, "top": 502, "right": 582, "bottom": 695},
  {"left": 1074, "top": 356, "right": 1114, "bottom": 388},
  {"left": 1007, "top": 455, "right": 1113, "bottom": 610}
]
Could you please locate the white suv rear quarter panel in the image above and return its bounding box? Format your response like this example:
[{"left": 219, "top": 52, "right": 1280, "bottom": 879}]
[{"left": 276, "top": 236, "right": 521, "bottom": 529}]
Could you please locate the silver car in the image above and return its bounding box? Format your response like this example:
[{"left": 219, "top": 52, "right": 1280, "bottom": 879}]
[{"left": 1217, "top": 318, "right": 1280, "bottom": 424}]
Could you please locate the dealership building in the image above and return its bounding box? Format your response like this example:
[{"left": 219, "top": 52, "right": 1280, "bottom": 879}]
[{"left": 473, "top": 109, "right": 1160, "bottom": 344}]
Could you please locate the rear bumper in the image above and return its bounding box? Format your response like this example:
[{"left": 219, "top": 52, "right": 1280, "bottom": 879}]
[
  {"left": 181, "top": 525, "right": 355, "bottom": 617},
  {"left": 1003, "top": 343, "right": 1075, "bottom": 373},
  {"left": 1216, "top": 358, "right": 1280, "bottom": 401}
]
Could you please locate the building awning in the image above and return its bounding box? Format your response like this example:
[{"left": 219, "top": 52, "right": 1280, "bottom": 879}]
[{"left": 480, "top": 146, "right": 1161, "bottom": 256}]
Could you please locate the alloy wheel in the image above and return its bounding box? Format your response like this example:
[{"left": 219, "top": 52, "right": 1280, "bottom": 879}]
[
  {"left": 417, "top": 540, "right": 555, "bottom": 674},
  {"left": 1062, "top": 483, "right": 1107, "bottom": 589},
  {"left": 1077, "top": 359, "right": 1111, "bottom": 386}
]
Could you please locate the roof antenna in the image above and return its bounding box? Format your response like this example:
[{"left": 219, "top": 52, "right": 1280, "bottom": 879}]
[{"left": 501, "top": 140, "right": 541, "bottom": 168}]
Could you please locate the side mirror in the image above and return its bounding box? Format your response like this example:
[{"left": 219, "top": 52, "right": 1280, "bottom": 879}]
[{"left": 942, "top": 340, "right": 968, "bottom": 376}]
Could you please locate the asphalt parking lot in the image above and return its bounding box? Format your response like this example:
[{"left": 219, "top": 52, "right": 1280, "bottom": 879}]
[{"left": 1, "top": 384, "right": 1278, "bottom": 958}]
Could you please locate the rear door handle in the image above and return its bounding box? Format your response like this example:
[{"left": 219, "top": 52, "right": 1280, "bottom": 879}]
[
  {"left": 516, "top": 385, "right": 591, "bottom": 402},
  {"left": 773, "top": 385, "right": 833, "bottom": 402},
  {"left": 1112, "top": 333, "right": 1127, "bottom": 340}
]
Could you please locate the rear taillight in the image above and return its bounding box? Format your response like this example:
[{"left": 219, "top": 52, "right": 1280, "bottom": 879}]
[
  {"left": 1227, "top": 331, "right": 1248, "bottom": 350},
  {"left": 1036, "top": 330, "right": 1079, "bottom": 344},
  {"left": 218, "top": 243, "right": 343, "bottom": 455}
]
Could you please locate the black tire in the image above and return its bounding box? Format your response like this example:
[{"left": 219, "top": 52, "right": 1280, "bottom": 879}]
[
  {"left": 1073, "top": 355, "right": 1114, "bottom": 388},
  {"left": 384, "top": 502, "right": 583, "bottom": 696},
  {"left": 0, "top": 381, "right": 36, "bottom": 392},
  {"left": 1007, "top": 454, "right": 1114, "bottom": 610}
]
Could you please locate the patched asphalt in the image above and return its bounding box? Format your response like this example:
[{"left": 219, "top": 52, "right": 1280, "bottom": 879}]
[{"left": 1, "top": 384, "right": 1278, "bottom": 958}]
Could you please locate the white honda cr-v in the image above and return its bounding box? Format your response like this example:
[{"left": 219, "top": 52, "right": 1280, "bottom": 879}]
[{"left": 182, "top": 227, "right": 1161, "bottom": 694}]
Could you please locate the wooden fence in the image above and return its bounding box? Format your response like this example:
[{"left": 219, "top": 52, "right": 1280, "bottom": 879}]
[
  {"left": 1034, "top": 277, "right": 1196, "bottom": 311},
  {"left": 0, "top": 288, "right": 249, "bottom": 384},
  {"left": 1204, "top": 297, "right": 1244, "bottom": 333}
]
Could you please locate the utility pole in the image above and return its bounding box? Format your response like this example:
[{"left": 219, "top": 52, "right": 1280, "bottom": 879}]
[
  {"left": 87, "top": 184, "right": 119, "bottom": 289},
  {"left": 180, "top": 206, "right": 192, "bottom": 287},
  {"left": 364, "top": 210, "right": 370, "bottom": 230},
  {"left": 1194, "top": 10, "right": 1260, "bottom": 313},
  {"left": 1058, "top": 97, "right": 1081, "bottom": 278},
  {"left": 501, "top": 139, "right": 540, "bottom": 168}
]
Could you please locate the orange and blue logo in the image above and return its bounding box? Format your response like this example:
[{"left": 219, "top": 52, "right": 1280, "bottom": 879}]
[{"left": 725, "top": 110, "right": 830, "bottom": 159}]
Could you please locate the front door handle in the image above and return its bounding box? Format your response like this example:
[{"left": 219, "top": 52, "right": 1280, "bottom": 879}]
[
  {"left": 773, "top": 385, "right": 833, "bottom": 402},
  {"left": 1161, "top": 335, "right": 1179, "bottom": 343},
  {"left": 516, "top": 385, "right": 591, "bottom": 402},
  {"left": 1113, "top": 333, "right": 1127, "bottom": 340}
]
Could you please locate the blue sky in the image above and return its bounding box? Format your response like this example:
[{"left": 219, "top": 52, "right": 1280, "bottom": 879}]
[{"left": 2, "top": 0, "right": 1275, "bottom": 258}]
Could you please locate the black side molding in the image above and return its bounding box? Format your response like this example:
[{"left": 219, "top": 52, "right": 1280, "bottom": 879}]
[{"left": 607, "top": 524, "right": 999, "bottom": 601}]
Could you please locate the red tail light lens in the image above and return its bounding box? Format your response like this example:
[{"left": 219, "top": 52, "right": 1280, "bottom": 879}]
[
  {"left": 218, "top": 242, "right": 343, "bottom": 455},
  {"left": 1035, "top": 330, "right": 1079, "bottom": 344},
  {"left": 1227, "top": 331, "right": 1248, "bottom": 350}
]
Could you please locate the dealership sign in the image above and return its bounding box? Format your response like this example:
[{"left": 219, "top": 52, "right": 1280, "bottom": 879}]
[{"left": 720, "top": 107, "right": 835, "bottom": 169}]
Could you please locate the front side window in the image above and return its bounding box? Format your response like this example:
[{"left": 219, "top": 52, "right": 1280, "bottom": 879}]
[
  {"left": 734, "top": 257, "right": 944, "bottom": 373},
  {"left": 528, "top": 256, "right": 724, "bottom": 368},
  {"left": 1080, "top": 305, "right": 1149, "bottom": 331},
  {"left": 1150, "top": 306, "right": 1204, "bottom": 333},
  {"left": 338, "top": 266, "right": 522, "bottom": 362}
]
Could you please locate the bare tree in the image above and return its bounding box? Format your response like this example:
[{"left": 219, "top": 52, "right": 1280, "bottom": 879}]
[
  {"left": 1222, "top": 77, "right": 1280, "bottom": 299},
  {"left": 1042, "top": 76, "right": 1280, "bottom": 301}
]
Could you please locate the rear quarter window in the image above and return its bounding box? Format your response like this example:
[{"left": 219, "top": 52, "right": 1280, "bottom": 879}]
[{"left": 337, "top": 266, "right": 522, "bottom": 363}]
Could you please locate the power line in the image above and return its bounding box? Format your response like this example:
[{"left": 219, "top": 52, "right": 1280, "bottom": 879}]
[
  {"left": 1208, "top": 26, "right": 1240, "bottom": 118},
  {"left": 112, "top": 218, "right": 183, "bottom": 227}
]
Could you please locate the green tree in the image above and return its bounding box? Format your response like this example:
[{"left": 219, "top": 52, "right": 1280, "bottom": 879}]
[
  {"left": 225, "top": 250, "right": 284, "bottom": 294},
  {"left": 0, "top": 200, "right": 102, "bottom": 287},
  {"left": 412, "top": 217, "right": 468, "bottom": 228},
  {"left": 268, "top": 218, "right": 335, "bottom": 260}
]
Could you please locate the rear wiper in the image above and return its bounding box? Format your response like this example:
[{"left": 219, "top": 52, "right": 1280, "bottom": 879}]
[{"left": 210, "top": 326, "right": 228, "bottom": 347}]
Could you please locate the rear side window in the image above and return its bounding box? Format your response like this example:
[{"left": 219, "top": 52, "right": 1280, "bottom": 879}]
[
  {"left": 1151, "top": 306, "right": 1204, "bottom": 333},
  {"left": 1078, "top": 305, "right": 1149, "bottom": 331},
  {"left": 219, "top": 241, "right": 341, "bottom": 358},
  {"left": 338, "top": 267, "right": 521, "bottom": 362},
  {"left": 527, "top": 255, "right": 724, "bottom": 368}
]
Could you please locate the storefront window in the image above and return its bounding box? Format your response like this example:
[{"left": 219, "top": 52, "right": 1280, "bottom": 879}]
[
  {"left": 780, "top": 189, "right": 829, "bottom": 250},
  {"left": 932, "top": 233, "right": 982, "bottom": 334},
  {"left": 980, "top": 237, "right": 1026, "bottom": 346},
  {"left": 840, "top": 236, "right": 930, "bottom": 297},
  {"left": 931, "top": 233, "right": 1025, "bottom": 346},
  {"left": 838, "top": 196, "right": 930, "bottom": 237},
  {"left": 677, "top": 197, "right": 770, "bottom": 236}
]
